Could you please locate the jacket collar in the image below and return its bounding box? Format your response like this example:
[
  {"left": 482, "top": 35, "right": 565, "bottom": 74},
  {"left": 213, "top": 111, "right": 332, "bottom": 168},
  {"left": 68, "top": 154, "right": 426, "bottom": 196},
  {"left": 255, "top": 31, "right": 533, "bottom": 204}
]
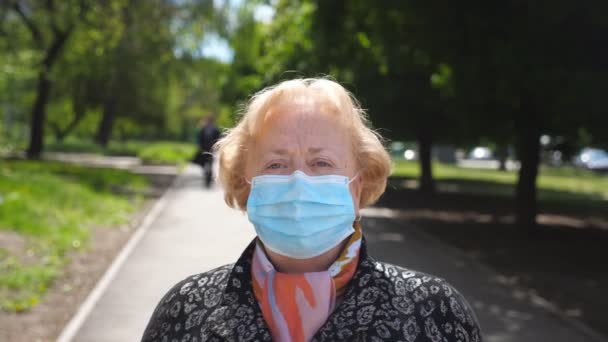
[{"left": 209, "top": 236, "right": 379, "bottom": 340}]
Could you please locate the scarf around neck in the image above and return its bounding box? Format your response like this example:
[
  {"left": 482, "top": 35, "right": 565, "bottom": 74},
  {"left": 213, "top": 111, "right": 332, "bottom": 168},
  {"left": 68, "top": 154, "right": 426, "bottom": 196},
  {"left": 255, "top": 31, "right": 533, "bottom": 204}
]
[{"left": 251, "top": 222, "right": 362, "bottom": 342}]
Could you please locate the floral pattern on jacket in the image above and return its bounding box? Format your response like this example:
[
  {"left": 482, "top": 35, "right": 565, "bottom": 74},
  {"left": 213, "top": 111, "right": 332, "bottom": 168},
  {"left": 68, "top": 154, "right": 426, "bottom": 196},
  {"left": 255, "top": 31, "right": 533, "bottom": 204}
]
[{"left": 142, "top": 237, "right": 482, "bottom": 342}]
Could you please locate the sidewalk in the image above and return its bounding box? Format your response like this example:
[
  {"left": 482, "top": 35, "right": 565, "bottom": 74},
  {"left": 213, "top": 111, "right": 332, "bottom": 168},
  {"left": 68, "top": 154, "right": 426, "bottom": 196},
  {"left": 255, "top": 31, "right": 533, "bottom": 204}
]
[
  {"left": 62, "top": 165, "right": 604, "bottom": 342},
  {"left": 361, "top": 208, "right": 606, "bottom": 342},
  {"left": 63, "top": 166, "right": 255, "bottom": 342}
]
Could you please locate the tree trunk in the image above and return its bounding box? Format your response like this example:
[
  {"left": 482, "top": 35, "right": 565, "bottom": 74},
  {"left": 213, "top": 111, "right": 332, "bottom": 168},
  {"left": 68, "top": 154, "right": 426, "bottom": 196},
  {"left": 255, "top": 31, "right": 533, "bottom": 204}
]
[
  {"left": 23, "top": 25, "right": 73, "bottom": 158},
  {"left": 497, "top": 143, "right": 508, "bottom": 171},
  {"left": 95, "top": 97, "right": 117, "bottom": 147},
  {"left": 26, "top": 73, "right": 51, "bottom": 159},
  {"left": 515, "top": 96, "right": 541, "bottom": 230},
  {"left": 417, "top": 133, "right": 435, "bottom": 193},
  {"left": 50, "top": 122, "right": 62, "bottom": 141}
]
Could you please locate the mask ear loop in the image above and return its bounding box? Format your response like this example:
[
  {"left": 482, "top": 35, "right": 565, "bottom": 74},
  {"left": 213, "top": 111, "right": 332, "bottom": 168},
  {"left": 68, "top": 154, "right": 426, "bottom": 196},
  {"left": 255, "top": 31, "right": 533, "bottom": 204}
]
[
  {"left": 244, "top": 177, "right": 252, "bottom": 185},
  {"left": 350, "top": 173, "right": 362, "bottom": 222}
]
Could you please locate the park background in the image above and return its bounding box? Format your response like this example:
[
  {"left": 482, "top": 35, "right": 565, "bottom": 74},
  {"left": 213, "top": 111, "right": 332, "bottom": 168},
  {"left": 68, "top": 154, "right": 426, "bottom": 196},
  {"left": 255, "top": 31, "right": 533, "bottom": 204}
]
[{"left": 1, "top": 0, "right": 607, "bottom": 341}]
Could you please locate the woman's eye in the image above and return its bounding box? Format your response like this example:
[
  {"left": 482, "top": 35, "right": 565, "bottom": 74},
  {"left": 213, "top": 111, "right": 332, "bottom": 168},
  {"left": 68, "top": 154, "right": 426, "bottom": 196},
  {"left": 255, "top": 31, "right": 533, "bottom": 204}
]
[
  {"left": 267, "top": 163, "right": 284, "bottom": 170},
  {"left": 313, "top": 160, "right": 332, "bottom": 167}
]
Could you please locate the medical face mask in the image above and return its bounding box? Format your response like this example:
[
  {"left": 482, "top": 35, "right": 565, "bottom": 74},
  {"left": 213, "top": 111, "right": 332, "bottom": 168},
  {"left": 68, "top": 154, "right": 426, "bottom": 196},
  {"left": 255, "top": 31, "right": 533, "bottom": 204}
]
[{"left": 246, "top": 170, "right": 357, "bottom": 259}]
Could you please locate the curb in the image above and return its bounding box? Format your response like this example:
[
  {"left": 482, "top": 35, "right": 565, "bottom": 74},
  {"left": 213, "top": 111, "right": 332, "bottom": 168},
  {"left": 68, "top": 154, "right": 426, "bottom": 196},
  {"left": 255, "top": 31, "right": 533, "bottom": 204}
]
[{"left": 56, "top": 171, "right": 182, "bottom": 342}]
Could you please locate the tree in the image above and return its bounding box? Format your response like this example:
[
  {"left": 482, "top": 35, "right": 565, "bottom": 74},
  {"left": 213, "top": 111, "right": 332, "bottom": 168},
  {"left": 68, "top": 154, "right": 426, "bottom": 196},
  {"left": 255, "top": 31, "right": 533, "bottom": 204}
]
[
  {"left": 401, "top": 0, "right": 608, "bottom": 229},
  {"left": 311, "top": 0, "right": 464, "bottom": 193},
  {"left": 3, "top": 1, "right": 97, "bottom": 157},
  {"left": 1, "top": 0, "right": 227, "bottom": 152},
  {"left": 306, "top": 0, "right": 608, "bottom": 228},
  {"left": 1, "top": 0, "right": 130, "bottom": 157},
  {"left": 92, "top": 0, "right": 224, "bottom": 145}
]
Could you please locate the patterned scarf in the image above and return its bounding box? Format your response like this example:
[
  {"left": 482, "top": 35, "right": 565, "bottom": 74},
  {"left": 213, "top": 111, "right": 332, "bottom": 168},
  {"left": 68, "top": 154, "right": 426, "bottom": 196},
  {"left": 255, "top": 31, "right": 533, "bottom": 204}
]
[{"left": 251, "top": 222, "right": 362, "bottom": 342}]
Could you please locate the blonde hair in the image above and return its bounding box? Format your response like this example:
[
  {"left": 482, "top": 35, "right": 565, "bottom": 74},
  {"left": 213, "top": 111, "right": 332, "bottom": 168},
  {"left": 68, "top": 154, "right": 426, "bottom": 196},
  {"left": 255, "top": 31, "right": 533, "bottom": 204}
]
[{"left": 214, "top": 78, "right": 391, "bottom": 210}]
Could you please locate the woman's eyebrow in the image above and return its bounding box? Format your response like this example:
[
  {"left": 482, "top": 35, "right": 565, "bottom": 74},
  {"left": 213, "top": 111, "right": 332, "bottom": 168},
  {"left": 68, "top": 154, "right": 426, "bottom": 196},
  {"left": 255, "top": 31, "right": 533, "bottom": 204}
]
[
  {"left": 308, "top": 147, "right": 326, "bottom": 154},
  {"left": 270, "top": 148, "right": 289, "bottom": 155},
  {"left": 269, "top": 147, "right": 335, "bottom": 155}
]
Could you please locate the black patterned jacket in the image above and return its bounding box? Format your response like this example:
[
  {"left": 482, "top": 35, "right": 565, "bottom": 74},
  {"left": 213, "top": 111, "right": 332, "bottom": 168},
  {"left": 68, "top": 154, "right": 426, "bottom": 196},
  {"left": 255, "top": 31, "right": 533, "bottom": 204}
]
[{"left": 142, "top": 238, "right": 482, "bottom": 341}]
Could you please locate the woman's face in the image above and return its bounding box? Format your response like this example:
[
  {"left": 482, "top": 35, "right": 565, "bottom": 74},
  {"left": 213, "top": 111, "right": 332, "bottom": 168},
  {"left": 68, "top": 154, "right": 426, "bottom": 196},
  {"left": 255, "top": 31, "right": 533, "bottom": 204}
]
[{"left": 247, "top": 104, "right": 363, "bottom": 213}]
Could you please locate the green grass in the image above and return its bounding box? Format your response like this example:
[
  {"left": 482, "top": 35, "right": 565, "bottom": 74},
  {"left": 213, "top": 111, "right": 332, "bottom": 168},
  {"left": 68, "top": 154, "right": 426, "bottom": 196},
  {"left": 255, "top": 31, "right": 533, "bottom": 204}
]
[
  {"left": 106, "top": 140, "right": 151, "bottom": 156},
  {"left": 392, "top": 160, "right": 608, "bottom": 202},
  {"left": 0, "top": 160, "right": 148, "bottom": 312},
  {"left": 137, "top": 142, "right": 197, "bottom": 167},
  {"left": 46, "top": 139, "right": 105, "bottom": 154},
  {"left": 47, "top": 138, "right": 149, "bottom": 156},
  {"left": 47, "top": 138, "right": 197, "bottom": 166}
]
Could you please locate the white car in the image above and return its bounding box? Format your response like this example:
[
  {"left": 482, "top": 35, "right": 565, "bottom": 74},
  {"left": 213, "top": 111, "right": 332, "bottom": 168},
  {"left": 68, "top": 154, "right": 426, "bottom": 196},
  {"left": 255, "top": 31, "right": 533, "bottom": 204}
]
[
  {"left": 573, "top": 148, "right": 608, "bottom": 172},
  {"left": 468, "top": 146, "right": 493, "bottom": 160}
]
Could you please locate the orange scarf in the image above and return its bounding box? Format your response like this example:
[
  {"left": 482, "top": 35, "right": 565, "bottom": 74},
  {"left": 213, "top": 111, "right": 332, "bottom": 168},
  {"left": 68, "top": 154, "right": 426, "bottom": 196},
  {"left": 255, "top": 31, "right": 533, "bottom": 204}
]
[{"left": 251, "top": 223, "right": 362, "bottom": 342}]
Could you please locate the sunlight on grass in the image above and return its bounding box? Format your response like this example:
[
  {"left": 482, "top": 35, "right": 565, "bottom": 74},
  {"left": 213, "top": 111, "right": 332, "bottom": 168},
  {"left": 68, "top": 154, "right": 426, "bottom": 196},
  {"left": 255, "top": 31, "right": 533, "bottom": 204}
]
[
  {"left": 392, "top": 160, "right": 608, "bottom": 201},
  {"left": 47, "top": 138, "right": 150, "bottom": 156},
  {"left": 137, "top": 142, "right": 197, "bottom": 166},
  {"left": 0, "top": 160, "right": 148, "bottom": 311},
  {"left": 47, "top": 138, "right": 198, "bottom": 166}
]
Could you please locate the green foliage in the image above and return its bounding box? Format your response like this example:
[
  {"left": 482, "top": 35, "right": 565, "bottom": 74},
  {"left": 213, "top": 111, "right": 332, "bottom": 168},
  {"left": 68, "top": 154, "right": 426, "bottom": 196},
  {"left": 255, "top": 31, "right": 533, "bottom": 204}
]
[
  {"left": 46, "top": 138, "right": 198, "bottom": 166},
  {"left": 0, "top": 160, "right": 147, "bottom": 311},
  {"left": 221, "top": 0, "right": 319, "bottom": 114},
  {"left": 220, "top": 4, "right": 265, "bottom": 111},
  {"left": 257, "top": 0, "right": 317, "bottom": 82},
  {"left": 137, "top": 142, "right": 197, "bottom": 166},
  {"left": 46, "top": 138, "right": 104, "bottom": 154},
  {"left": 0, "top": 0, "right": 231, "bottom": 153},
  {"left": 165, "top": 57, "right": 231, "bottom": 139}
]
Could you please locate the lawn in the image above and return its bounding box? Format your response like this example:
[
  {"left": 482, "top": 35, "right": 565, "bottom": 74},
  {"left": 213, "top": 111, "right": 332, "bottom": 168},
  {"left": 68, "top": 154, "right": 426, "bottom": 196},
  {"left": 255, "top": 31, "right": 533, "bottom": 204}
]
[
  {"left": 392, "top": 160, "right": 608, "bottom": 203},
  {"left": 387, "top": 161, "right": 608, "bottom": 337},
  {"left": 0, "top": 160, "right": 148, "bottom": 311},
  {"left": 46, "top": 138, "right": 197, "bottom": 166},
  {"left": 137, "top": 142, "right": 197, "bottom": 167}
]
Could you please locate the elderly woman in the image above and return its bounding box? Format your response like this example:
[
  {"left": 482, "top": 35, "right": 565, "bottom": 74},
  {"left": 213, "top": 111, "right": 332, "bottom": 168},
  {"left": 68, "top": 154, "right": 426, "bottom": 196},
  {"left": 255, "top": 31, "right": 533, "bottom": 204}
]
[{"left": 142, "top": 79, "right": 482, "bottom": 342}]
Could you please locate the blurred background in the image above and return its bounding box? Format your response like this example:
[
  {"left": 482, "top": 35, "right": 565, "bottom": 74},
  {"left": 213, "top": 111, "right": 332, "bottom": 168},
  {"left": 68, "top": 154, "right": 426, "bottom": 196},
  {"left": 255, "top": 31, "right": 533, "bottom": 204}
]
[{"left": 1, "top": 0, "right": 607, "bottom": 341}]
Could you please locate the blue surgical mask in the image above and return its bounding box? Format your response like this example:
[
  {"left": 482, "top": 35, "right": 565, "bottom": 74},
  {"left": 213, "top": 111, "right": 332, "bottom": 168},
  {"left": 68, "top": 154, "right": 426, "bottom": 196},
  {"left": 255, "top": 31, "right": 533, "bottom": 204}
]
[{"left": 246, "top": 170, "right": 358, "bottom": 259}]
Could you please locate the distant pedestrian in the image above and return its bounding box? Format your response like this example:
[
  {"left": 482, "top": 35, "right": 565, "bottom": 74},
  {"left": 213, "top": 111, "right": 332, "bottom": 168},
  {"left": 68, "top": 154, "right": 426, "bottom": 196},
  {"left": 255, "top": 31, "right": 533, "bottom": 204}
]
[{"left": 193, "top": 114, "right": 221, "bottom": 188}]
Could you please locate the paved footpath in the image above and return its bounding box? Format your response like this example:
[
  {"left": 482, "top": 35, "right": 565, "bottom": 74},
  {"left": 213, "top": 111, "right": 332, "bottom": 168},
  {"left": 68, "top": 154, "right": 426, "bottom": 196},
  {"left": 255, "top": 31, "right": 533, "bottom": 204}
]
[{"left": 63, "top": 165, "right": 605, "bottom": 342}]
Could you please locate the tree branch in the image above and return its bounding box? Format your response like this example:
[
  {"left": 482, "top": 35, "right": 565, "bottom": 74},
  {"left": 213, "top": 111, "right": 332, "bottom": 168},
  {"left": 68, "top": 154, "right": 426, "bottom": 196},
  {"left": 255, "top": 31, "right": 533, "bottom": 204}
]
[
  {"left": 0, "top": 11, "right": 7, "bottom": 37},
  {"left": 77, "top": 0, "right": 90, "bottom": 22},
  {"left": 42, "top": 25, "right": 73, "bottom": 68},
  {"left": 13, "top": 1, "right": 43, "bottom": 46},
  {"left": 45, "top": 0, "right": 62, "bottom": 36}
]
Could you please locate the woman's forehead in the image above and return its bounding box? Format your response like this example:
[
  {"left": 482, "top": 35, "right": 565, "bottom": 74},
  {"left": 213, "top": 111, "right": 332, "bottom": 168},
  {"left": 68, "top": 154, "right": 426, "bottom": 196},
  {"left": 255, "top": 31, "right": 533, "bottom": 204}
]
[{"left": 257, "top": 105, "right": 349, "bottom": 139}]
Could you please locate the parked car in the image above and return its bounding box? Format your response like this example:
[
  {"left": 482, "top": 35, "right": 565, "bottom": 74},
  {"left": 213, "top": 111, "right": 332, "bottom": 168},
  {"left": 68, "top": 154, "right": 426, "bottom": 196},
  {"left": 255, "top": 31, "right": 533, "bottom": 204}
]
[
  {"left": 389, "top": 141, "right": 417, "bottom": 161},
  {"left": 573, "top": 148, "right": 608, "bottom": 172},
  {"left": 468, "top": 146, "right": 493, "bottom": 160}
]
